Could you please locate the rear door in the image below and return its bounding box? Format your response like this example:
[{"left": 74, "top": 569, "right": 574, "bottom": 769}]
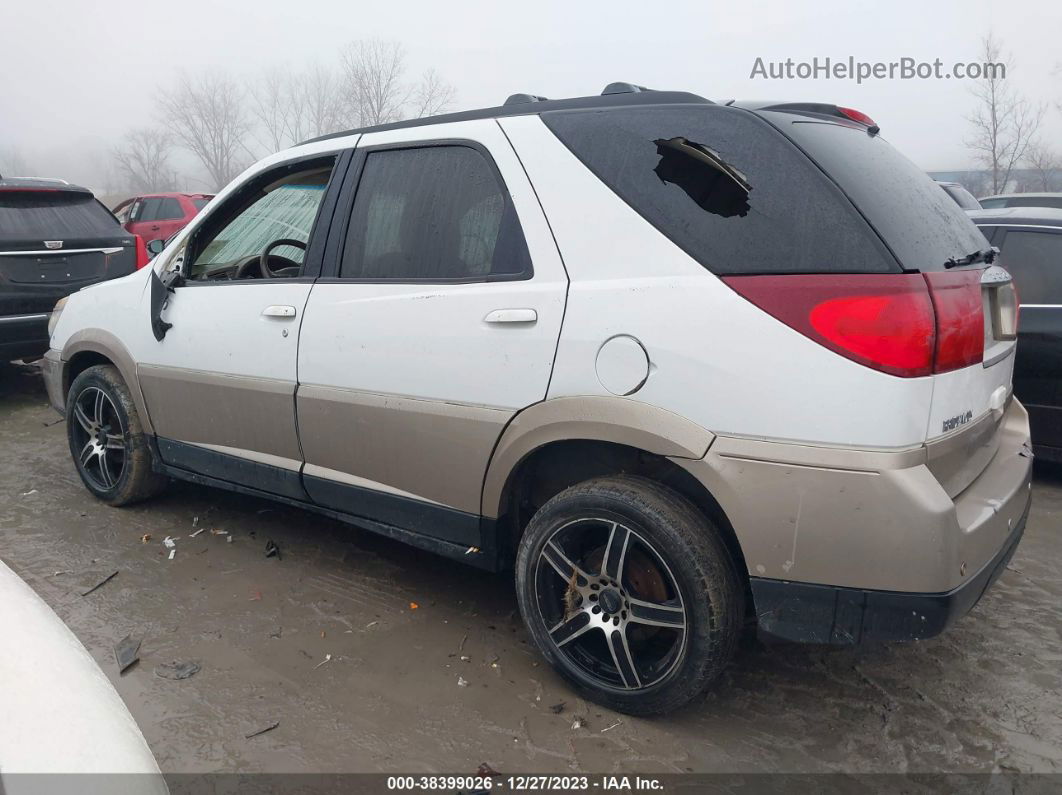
[
  {"left": 991, "top": 225, "right": 1062, "bottom": 452},
  {"left": 296, "top": 120, "right": 567, "bottom": 545},
  {"left": 151, "top": 196, "right": 187, "bottom": 242},
  {"left": 0, "top": 188, "right": 136, "bottom": 319}
]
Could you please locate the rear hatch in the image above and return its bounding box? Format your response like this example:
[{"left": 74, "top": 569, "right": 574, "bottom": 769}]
[
  {"left": 0, "top": 184, "right": 138, "bottom": 316},
  {"left": 756, "top": 107, "right": 1017, "bottom": 496}
]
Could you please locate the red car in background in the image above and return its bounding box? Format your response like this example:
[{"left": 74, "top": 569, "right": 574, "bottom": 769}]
[{"left": 112, "top": 192, "right": 213, "bottom": 245}]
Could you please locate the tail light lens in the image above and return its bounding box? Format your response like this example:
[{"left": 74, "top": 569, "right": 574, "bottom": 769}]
[
  {"left": 134, "top": 234, "right": 149, "bottom": 269},
  {"left": 723, "top": 272, "right": 987, "bottom": 378},
  {"left": 924, "top": 271, "right": 983, "bottom": 372}
]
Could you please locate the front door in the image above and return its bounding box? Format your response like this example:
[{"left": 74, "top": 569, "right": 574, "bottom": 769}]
[
  {"left": 296, "top": 121, "right": 567, "bottom": 546},
  {"left": 137, "top": 153, "right": 344, "bottom": 498}
]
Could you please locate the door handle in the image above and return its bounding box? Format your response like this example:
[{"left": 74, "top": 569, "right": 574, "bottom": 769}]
[
  {"left": 262, "top": 305, "right": 297, "bottom": 318},
  {"left": 484, "top": 308, "right": 537, "bottom": 324}
]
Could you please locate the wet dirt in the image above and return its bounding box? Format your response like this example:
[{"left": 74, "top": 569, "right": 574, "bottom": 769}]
[{"left": 1, "top": 361, "right": 1060, "bottom": 774}]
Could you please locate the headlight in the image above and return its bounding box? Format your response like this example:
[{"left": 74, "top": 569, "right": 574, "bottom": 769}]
[{"left": 48, "top": 296, "right": 68, "bottom": 338}]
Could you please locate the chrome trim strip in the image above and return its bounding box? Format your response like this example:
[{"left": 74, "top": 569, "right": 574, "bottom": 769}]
[
  {"left": 0, "top": 247, "right": 124, "bottom": 256},
  {"left": 973, "top": 223, "right": 1062, "bottom": 231},
  {"left": 302, "top": 463, "right": 450, "bottom": 508},
  {"left": 1020, "top": 304, "right": 1061, "bottom": 309},
  {"left": 983, "top": 344, "right": 1016, "bottom": 368},
  {"left": 0, "top": 313, "right": 49, "bottom": 324}
]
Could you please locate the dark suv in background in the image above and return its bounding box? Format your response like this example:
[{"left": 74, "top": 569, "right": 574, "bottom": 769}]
[
  {"left": 0, "top": 177, "right": 146, "bottom": 362},
  {"left": 970, "top": 206, "right": 1062, "bottom": 461}
]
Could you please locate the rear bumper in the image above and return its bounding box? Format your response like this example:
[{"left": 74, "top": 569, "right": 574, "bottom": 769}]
[
  {"left": 0, "top": 313, "right": 49, "bottom": 361},
  {"left": 672, "top": 399, "right": 1034, "bottom": 640},
  {"left": 749, "top": 497, "right": 1028, "bottom": 643}
]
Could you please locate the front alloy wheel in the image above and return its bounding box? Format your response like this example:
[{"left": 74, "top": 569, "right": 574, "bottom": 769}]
[{"left": 70, "top": 386, "right": 128, "bottom": 491}]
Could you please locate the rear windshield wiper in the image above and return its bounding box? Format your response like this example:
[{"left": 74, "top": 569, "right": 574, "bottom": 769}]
[{"left": 943, "top": 246, "right": 998, "bottom": 269}]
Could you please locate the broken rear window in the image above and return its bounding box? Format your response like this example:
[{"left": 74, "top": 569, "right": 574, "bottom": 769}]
[{"left": 542, "top": 105, "right": 897, "bottom": 275}]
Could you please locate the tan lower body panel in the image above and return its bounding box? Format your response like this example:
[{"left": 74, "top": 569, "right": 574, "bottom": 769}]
[
  {"left": 137, "top": 364, "right": 302, "bottom": 462},
  {"left": 297, "top": 385, "right": 511, "bottom": 514},
  {"left": 674, "top": 400, "right": 1032, "bottom": 594}
]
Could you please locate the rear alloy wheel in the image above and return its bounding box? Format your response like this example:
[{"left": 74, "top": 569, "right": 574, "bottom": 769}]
[
  {"left": 66, "top": 364, "right": 167, "bottom": 506},
  {"left": 516, "top": 476, "right": 743, "bottom": 715}
]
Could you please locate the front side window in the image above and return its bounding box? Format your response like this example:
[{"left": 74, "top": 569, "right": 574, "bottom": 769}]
[
  {"left": 997, "top": 229, "right": 1062, "bottom": 304},
  {"left": 187, "top": 162, "right": 333, "bottom": 280},
  {"left": 340, "top": 145, "right": 531, "bottom": 280}
]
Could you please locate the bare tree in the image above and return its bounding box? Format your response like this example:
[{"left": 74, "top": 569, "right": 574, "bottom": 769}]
[
  {"left": 249, "top": 67, "right": 297, "bottom": 153},
  {"left": 112, "top": 128, "right": 176, "bottom": 193},
  {"left": 301, "top": 63, "right": 348, "bottom": 139},
  {"left": 411, "top": 68, "right": 456, "bottom": 119},
  {"left": 159, "top": 71, "right": 252, "bottom": 190},
  {"left": 339, "top": 39, "right": 411, "bottom": 126},
  {"left": 1024, "top": 140, "right": 1061, "bottom": 191},
  {"left": 0, "top": 145, "right": 32, "bottom": 177},
  {"left": 965, "top": 33, "right": 1044, "bottom": 194}
]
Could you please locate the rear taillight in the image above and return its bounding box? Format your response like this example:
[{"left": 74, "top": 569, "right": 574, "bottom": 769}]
[
  {"left": 723, "top": 272, "right": 987, "bottom": 378},
  {"left": 134, "top": 234, "right": 149, "bottom": 269},
  {"left": 923, "top": 271, "right": 983, "bottom": 372}
]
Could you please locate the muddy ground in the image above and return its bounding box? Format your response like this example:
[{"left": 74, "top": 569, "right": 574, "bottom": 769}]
[{"left": 1, "top": 360, "right": 1060, "bottom": 775}]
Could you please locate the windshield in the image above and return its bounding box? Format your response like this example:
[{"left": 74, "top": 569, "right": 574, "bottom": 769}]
[{"left": 762, "top": 113, "right": 989, "bottom": 271}]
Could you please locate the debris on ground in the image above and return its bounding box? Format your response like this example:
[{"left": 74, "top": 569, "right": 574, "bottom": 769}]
[
  {"left": 457, "top": 676, "right": 469, "bottom": 687},
  {"left": 226, "top": 536, "right": 233, "bottom": 543},
  {"left": 140, "top": 534, "right": 152, "bottom": 543},
  {"left": 81, "top": 570, "right": 119, "bottom": 597},
  {"left": 21, "top": 489, "right": 38, "bottom": 496},
  {"left": 269, "top": 627, "right": 283, "bottom": 638},
  {"left": 571, "top": 717, "right": 585, "bottom": 730},
  {"left": 601, "top": 720, "right": 622, "bottom": 733},
  {"left": 244, "top": 721, "right": 279, "bottom": 739},
  {"left": 313, "top": 654, "right": 332, "bottom": 670},
  {"left": 365, "top": 621, "right": 378, "bottom": 629},
  {"left": 163, "top": 537, "right": 176, "bottom": 549},
  {"left": 409, "top": 602, "right": 419, "bottom": 610},
  {"left": 549, "top": 702, "right": 566, "bottom": 714},
  {"left": 192, "top": 516, "right": 199, "bottom": 528},
  {"left": 477, "top": 763, "right": 500, "bottom": 777},
  {"left": 210, "top": 528, "right": 228, "bottom": 536},
  {"left": 190, "top": 528, "right": 205, "bottom": 538},
  {"left": 265, "top": 540, "right": 281, "bottom": 559},
  {"left": 249, "top": 589, "right": 262, "bottom": 601},
  {"left": 460, "top": 655, "right": 471, "bottom": 662},
  {"left": 465, "top": 546, "right": 480, "bottom": 555},
  {"left": 459, "top": 634, "right": 467, "bottom": 653},
  {"left": 155, "top": 660, "right": 201, "bottom": 680},
  {"left": 168, "top": 549, "right": 175, "bottom": 560},
  {"left": 113, "top": 635, "right": 141, "bottom": 674}
]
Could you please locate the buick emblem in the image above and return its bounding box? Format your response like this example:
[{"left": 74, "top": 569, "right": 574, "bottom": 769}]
[{"left": 44, "top": 240, "right": 63, "bottom": 249}]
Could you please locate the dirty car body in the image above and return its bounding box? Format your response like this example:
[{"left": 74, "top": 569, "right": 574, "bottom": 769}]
[{"left": 43, "top": 87, "right": 1034, "bottom": 714}]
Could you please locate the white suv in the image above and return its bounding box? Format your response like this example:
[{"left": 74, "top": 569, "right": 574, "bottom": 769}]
[{"left": 44, "top": 86, "right": 1033, "bottom": 714}]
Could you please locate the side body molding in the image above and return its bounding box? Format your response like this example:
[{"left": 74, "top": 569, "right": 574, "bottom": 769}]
[
  {"left": 481, "top": 396, "right": 715, "bottom": 518},
  {"left": 61, "top": 329, "right": 155, "bottom": 436}
]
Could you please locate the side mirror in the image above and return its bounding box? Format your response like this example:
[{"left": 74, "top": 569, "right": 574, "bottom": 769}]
[{"left": 146, "top": 238, "right": 166, "bottom": 257}]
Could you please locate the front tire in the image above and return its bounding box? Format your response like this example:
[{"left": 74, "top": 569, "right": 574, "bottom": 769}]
[
  {"left": 66, "top": 364, "right": 167, "bottom": 506},
  {"left": 515, "top": 475, "right": 743, "bottom": 715}
]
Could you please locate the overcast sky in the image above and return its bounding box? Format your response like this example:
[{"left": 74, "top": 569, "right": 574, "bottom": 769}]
[{"left": 1, "top": 0, "right": 1058, "bottom": 189}]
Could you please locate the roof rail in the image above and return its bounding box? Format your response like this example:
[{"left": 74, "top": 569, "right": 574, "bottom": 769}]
[
  {"left": 601, "top": 82, "right": 650, "bottom": 95},
  {"left": 23, "top": 176, "right": 71, "bottom": 185},
  {"left": 503, "top": 93, "right": 549, "bottom": 106}
]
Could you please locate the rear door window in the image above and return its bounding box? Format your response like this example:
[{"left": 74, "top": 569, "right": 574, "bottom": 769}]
[
  {"left": 156, "top": 197, "right": 184, "bottom": 220},
  {"left": 542, "top": 105, "right": 896, "bottom": 275},
  {"left": 996, "top": 229, "right": 1062, "bottom": 304},
  {"left": 340, "top": 145, "right": 531, "bottom": 280}
]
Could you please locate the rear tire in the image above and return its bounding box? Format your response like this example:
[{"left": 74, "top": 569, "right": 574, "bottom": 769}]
[
  {"left": 515, "top": 475, "right": 744, "bottom": 716},
  {"left": 66, "top": 364, "right": 167, "bottom": 506}
]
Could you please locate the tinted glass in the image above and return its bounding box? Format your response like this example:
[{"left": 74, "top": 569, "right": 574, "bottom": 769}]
[
  {"left": 1006, "top": 196, "right": 1062, "bottom": 210},
  {"left": 543, "top": 105, "right": 895, "bottom": 275},
  {"left": 192, "top": 198, "right": 211, "bottom": 211},
  {"left": 0, "top": 192, "right": 120, "bottom": 241},
  {"left": 340, "top": 146, "right": 531, "bottom": 280},
  {"left": 996, "top": 229, "right": 1062, "bottom": 304},
  {"left": 137, "top": 198, "right": 162, "bottom": 222},
  {"left": 156, "top": 197, "right": 184, "bottom": 220},
  {"left": 766, "top": 113, "right": 989, "bottom": 272},
  {"left": 979, "top": 198, "right": 1007, "bottom": 209},
  {"left": 190, "top": 184, "right": 326, "bottom": 277}
]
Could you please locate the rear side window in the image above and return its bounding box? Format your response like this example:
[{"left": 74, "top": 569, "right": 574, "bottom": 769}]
[
  {"left": 764, "top": 113, "right": 989, "bottom": 272},
  {"left": 0, "top": 191, "right": 119, "bottom": 241},
  {"left": 340, "top": 145, "right": 531, "bottom": 280},
  {"left": 996, "top": 229, "right": 1062, "bottom": 304},
  {"left": 979, "top": 198, "right": 1006, "bottom": 209},
  {"left": 156, "top": 197, "right": 184, "bottom": 220},
  {"left": 192, "top": 198, "right": 211, "bottom": 211},
  {"left": 1003, "top": 196, "right": 1062, "bottom": 210},
  {"left": 542, "top": 105, "right": 895, "bottom": 275}
]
